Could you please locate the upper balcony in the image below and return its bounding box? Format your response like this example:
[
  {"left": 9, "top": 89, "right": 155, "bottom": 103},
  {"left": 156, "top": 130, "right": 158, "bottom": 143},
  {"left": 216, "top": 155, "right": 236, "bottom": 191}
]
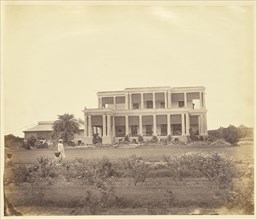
[{"left": 97, "top": 86, "right": 206, "bottom": 111}]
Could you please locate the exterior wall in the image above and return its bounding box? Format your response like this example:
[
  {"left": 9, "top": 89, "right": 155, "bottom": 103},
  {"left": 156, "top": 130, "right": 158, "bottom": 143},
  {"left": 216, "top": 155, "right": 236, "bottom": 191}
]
[
  {"left": 24, "top": 131, "right": 52, "bottom": 140},
  {"left": 73, "top": 130, "right": 84, "bottom": 144},
  {"left": 85, "top": 86, "right": 207, "bottom": 145}
]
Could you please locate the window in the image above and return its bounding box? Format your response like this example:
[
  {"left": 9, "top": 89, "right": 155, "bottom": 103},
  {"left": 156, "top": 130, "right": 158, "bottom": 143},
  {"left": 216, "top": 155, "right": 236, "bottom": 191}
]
[
  {"left": 161, "top": 124, "right": 167, "bottom": 136},
  {"left": 173, "top": 124, "right": 182, "bottom": 135},
  {"left": 115, "top": 126, "right": 125, "bottom": 137},
  {"left": 131, "top": 125, "right": 138, "bottom": 136},
  {"left": 146, "top": 101, "right": 153, "bottom": 109},
  {"left": 146, "top": 125, "right": 153, "bottom": 136},
  {"left": 160, "top": 102, "right": 165, "bottom": 108},
  {"left": 133, "top": 103, "right": 139, "bottom": 109},
  {"left": 178, "top": 101, "right": 184, "bottom": 108}
]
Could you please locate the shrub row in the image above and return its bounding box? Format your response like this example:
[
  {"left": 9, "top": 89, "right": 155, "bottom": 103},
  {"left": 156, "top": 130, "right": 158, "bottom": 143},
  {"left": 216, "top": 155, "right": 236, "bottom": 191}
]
[{"left": 7, "top": 153, "right": 235, "bottom": 187}]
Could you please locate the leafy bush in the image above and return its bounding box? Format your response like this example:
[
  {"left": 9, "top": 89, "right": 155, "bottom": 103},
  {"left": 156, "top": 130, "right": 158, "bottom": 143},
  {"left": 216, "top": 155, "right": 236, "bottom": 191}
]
[
  {"left": 163, "top": 152, "right": 235, "bottom": 188},
  {"left": 27, "top": 135, "right": 37, "bottom": 147},
  {"left": 114, "top": 155, "right": 150, "bottom": 185},
  {"left": 124, "top": 135, "right": 129, "bottom": 143},
  {"left": 209, "top": 125, "right": 242, "bottom": 145},
  {"left": 4, "top": 134, "right": 24, "bottom": 148},
  {"left": 221, "top": 125, "right": 241, "bottom": 145},
  {"left": 225, "top": 165, "right": 254, "bottom": 214},
  {"left": 11, "top": 165, "right": 30, "bottom": 185},
  {"left": 167, "top": 135, "right": 172, "bottom": 143},
  {"left": 151, "top": 135, "right": 158, "bottom": 144},
  {"left": 138, "top": 135, "right": 144, "bottom": 143}
]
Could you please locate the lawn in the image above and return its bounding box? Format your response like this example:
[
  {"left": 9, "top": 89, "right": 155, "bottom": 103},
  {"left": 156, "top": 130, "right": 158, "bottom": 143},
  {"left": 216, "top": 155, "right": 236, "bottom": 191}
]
[
  {"left": 4, "top": 144, "right": 254, "bottom": 216},
  {"left": 5, "top": 144, "right": 253, "bottom": 164}
]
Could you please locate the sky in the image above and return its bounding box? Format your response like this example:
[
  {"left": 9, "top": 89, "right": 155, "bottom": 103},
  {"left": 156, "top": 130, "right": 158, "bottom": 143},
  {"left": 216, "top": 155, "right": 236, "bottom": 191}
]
[{"left": 2, "top": 1, "right": 255, "bottom": 137}]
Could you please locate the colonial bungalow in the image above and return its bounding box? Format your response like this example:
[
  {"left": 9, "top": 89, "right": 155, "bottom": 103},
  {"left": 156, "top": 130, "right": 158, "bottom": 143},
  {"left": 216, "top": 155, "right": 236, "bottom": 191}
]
[
  {"left": 23, "top": 121, "right": 84, "bottom": 145},
  {"left": 83, "top": 86, "right": 208, "bottom": 144}
]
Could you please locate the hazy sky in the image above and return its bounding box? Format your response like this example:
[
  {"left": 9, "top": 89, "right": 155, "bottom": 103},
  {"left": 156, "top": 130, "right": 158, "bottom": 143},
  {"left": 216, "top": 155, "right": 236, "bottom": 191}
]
[{"left": 2, "top": 2, "right": 255, "bottom": 136}]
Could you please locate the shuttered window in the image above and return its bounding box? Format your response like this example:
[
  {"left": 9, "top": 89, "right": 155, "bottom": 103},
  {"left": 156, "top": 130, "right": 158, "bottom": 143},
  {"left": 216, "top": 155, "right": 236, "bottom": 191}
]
[
  {"left": 157, "top": 115, "right": 167, "bottom": 125},
  {"left": 190, "top": 116, "right": 198, "bottom": 125},
  {"left": 91, "top": 116, "right": 103, "bottom": 126},
  {"left": 155, "top": 92, "right": 165, "bottom": 101},
  {"left": 102, "top": 97, "right": 114, "bottom": 104},
  {"left": 129, "top": 116, "right": 139, "bottom": 125},
  {"left": 187, "top": 92, "right": 200, "bottom": 100},
  {"left": 131, "top": 94, "right": 140, "bottom": 102},
  {"left": 115, "top": 116, "right": 125, "bottom": 126},
  {"left": 116, "top": 96, "right": 125, "bottom": 104},
  {"left": 143, "top": 93, "right": 153, "bottom": 100},
  {"left": 142, "top": 115, "right": 153, "bottom": 125},
  {"left": 171, "top": 114, "right": 182, "bottom": 124},
  {"left": 171, "top": 93, "right": 184, "bottom": 101}
]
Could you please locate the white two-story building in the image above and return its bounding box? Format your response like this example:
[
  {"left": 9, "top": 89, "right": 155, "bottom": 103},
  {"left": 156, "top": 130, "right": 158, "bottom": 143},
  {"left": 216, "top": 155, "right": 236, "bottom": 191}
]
[{"left": 83, "top": 86, "right": 208, "bottom": 144}]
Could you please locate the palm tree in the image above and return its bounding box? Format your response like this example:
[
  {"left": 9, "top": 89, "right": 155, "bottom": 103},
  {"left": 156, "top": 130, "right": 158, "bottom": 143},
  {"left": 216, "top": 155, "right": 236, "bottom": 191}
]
[{"left": 52, "top": 113, "right": 80, "bottom": 144}]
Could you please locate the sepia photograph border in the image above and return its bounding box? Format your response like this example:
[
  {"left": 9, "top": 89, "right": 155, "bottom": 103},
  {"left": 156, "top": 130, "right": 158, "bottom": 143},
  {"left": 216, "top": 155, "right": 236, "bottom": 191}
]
[{"left": 1, "top": 0, "right": 256, "bottom": 220}]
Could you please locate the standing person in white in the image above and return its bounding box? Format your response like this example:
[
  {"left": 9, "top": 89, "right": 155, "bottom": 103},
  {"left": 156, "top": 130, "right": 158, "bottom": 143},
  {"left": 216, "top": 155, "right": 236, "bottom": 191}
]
[{"left": 57, "top": 139, "right": 66, "bottom": 161}]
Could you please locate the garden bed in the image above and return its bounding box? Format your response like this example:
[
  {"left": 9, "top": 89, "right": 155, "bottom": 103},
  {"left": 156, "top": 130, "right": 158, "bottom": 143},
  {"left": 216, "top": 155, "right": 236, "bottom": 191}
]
[{"left": 4, "top": 150, "right": 254, "bottom": 216}]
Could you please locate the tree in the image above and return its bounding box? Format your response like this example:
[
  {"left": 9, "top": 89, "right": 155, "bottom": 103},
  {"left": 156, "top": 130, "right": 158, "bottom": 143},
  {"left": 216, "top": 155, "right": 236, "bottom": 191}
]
[
  {"left": 4, "top": 134, "right": 24, "bottom": 148},
  {"left": 27, "top": 135, "right": 37, "bottom": 147},
  {"left": 51, "top": 113, "right": 80, "bottom": 144},
  {"left": 222, "top": 125, "right": 241, "bottom": 145}
]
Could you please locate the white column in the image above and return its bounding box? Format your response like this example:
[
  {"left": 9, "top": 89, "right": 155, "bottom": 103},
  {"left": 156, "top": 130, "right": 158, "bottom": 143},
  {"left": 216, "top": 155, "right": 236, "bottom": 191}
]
[
  {"left": 153, "top": 92, "right": 156, "bottom": 109},
  {"left": 84, "top": 115, "right": 88, "bottom": 137},
  {"left": 113, "top": 96, "right": 116, "bottom": 110},
  {"left": 113, "top": 116, "right": 115, "bottom": 137},
  {"left": 200, "top": 115, "right": 204, "bottom": 135},
  {"left": 99, "top": 97, "right": 102, "bottom": 108},
  {"left": 181, "top": 114, "right": 185, "bottom": 135},
  {"left": 139, "top": 115, "right": 143, "bottom": 135},
  {"left": 164, "top": 92, "right": 167, "bottom": 108},
  {"left": 102, "top": 115, "right": 106, "bottom": 136},
  {"left": 198, "top": 115, "right": 201, "bottom": 135},
  {"left": 168, "top": 91, "right": 171, "bottom": 108},
  {"left": 107, "top": 115, "right": 111, "bottom": 136},
  {"left": 199, "top": 92, "right": 203, "bottom": 108},
  {"left": 167, "top": 114, "right": 170, "bottom": 135},
  {"left": 204, "top": 113, "right": 208, "bottom": 135},
  {"left": 141, "top": 93, "right": 144, "bottom": 109},
  {"left": 129, "top": 93, "right": 132, "bottom": 110},
  {"left": 185, "top": 113, "right": 190, "bottom": 135},
  {"left": 125, "top": 93, "right": 129, "bottom": 109},
  {"left": 184, "top": 92, "right": 187, "bottom": 108},
  {"left": 153, "top": 115, "right": 157, "bottom": 136},
  {"left": 203, "top": 92, "right": 206, "bottom": 108},
  {"left": 125, "top": 116, "right": 129, "bottom": 135},
  {"left": 88, "top": 115, "right": 92, "bottom": 136}
]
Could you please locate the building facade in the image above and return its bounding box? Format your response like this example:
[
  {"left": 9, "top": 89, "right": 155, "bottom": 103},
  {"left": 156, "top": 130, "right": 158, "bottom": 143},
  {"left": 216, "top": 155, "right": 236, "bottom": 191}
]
[
  {"left": 83, "top": 86, "right": 208, "bottom": 144},
  {"left": 23, "top": 121, "right": 84, "bottom": 145}
]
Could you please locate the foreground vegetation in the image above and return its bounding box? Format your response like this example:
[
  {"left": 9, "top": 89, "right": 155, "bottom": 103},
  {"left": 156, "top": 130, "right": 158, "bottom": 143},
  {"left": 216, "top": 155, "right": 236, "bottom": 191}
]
[{"left": 4, "top": 150, "right": 254, "bottom": 215}]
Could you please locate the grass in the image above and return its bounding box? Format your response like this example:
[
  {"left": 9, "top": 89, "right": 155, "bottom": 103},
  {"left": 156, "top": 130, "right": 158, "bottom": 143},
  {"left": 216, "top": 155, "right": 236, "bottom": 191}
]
[
  {"left": 5, "top": 144, "right": 253, "bottom": 164},
  {"left": 5, "top": 177, "right": 222, "bottom": 215}
]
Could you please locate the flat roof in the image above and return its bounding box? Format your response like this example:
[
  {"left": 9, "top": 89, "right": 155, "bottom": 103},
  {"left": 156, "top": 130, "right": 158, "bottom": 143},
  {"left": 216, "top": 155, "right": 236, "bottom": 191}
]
[
  {"left": 23, "top": 121, "right": 84, "bottom": 132},
  {"left": 97, "top": 86, "right": 205, "bottom": 96}
]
